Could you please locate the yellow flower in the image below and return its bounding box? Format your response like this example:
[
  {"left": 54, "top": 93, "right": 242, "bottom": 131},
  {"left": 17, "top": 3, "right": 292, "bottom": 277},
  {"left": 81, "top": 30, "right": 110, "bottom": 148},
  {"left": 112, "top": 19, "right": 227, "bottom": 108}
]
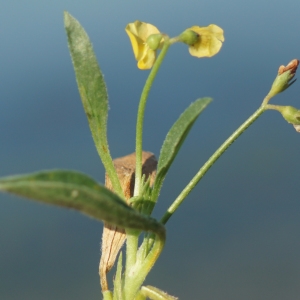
[
  {"left": 125, "top": 21, "right": 162, "bottom": 69},
  {"left": 187, "top": 24, "right": 224, "bottom": 58}
]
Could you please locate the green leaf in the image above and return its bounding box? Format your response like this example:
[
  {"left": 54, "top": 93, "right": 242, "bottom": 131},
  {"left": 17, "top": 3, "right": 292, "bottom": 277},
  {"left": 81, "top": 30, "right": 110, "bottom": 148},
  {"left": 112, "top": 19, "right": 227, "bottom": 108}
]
[
  {"left": 64, "top": 11, "right": 123, "bottom": 198},
  {"left": 140, "top": 285, "right": 178, "bottom": 300},
  {"left": 151, "top": 98, "right": 212, "bottom": 202},
  {"left": 134, "top": 290, "right": 147, "bottom": 300},
  {"left": 103, "top": 291, "right": 113, "bottom": 300},
  {"left": 0, "top": 170, "right": 165, "bottom": 235},
  {"left": 113, "top": 252, "right": 123, "bottom": 300}
]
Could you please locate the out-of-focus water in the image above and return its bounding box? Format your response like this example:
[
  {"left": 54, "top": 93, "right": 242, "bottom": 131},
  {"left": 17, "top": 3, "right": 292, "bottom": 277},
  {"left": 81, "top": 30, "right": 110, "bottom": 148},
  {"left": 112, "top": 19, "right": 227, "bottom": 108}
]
[{"left": 1, "top": 1, "right": 300, "bottom": 299}]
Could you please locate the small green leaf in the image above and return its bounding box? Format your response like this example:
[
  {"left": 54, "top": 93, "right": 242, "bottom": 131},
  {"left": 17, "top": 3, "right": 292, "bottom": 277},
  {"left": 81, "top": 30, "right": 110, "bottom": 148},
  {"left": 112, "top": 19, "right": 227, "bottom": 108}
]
[
  {"left": 140, "top": 285, "right": 178, "bottom": 300},
  {"left": 152, "top": 98, "right": 212, "bottom": 202},
  {"left": 134, "top": 290, "right": 147, "bottom": 300},
  {"left": 64, "top": 11, "right": 123, "bottom": 198},
  {"left": 103, "top": 291, "right": 113, "bottom": 300},
  {"left": 0, "top": 170, "right": 165, "bottom": 235},
  {"left": 113, "top": 252, "right": 123, "bottom": 300}
]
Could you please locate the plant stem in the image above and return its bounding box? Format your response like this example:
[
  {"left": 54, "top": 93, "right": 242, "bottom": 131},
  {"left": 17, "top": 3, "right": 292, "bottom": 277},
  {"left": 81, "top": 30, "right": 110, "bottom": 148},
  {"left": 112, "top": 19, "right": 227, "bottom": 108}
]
[
  {"left": 265, "top": 104, "right": 284, "bottom": 111},
  {"left": 125, "top": 229, "right": 139, "bottom": 281},
  {"left": 160, "top": 104, "right": 267, "bottom": 224},
  {"left": 134, "top": 41, "right": 171, "bottom": 197}
]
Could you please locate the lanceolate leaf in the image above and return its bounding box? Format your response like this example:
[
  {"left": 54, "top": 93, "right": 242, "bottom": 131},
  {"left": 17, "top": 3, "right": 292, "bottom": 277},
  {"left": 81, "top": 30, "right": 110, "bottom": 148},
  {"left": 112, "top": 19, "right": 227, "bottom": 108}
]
[
  {"left": 151, "top": 98, "right": 212, "bottom": 202},
  {"left": 141, "top": 285, "right": 178, "bottom": 300},
  {"left": 113, "top": 253, "right": 123, "bottom": 300},
  {"left": 0, "top": 170, "right": 164, "bottom": 235},
  {"left": 64, "top": 12, "right": 123, "bottom": 198}
]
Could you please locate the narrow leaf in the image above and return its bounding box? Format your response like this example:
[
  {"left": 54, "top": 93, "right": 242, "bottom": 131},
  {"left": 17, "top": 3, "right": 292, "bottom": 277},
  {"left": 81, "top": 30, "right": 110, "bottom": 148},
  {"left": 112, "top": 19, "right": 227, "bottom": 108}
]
[
  {"left": 113, "top": 253, "right": 123, "bottom": 300},
  {"left": 0, "top": 170, "right": 165, "bottom": 235},
  {"left": 103, "top": 291, "right": 113, "bottom": 300},
  {"left": 141, "top": 285, "right": 178, "bottom": 300},
  {"left": 64, "top": 11, "right": 123, "bottom": 198},
  {"left": 134, "top": 291, "right": 147, "bottom": 300},
  {"left": 152, "top": 98, "right": 212, "bottom": 202}
]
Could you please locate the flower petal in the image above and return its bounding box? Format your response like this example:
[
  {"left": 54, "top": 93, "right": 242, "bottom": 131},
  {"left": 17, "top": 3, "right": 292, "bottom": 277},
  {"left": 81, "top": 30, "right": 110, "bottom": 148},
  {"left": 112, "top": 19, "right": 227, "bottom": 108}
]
[
  {"left": 125, "top": 27, "right": 144, "bottom": 60},
  {"left": 136, "top": 21, "right": 161, "bottom": 41},
  {"left": 189, "top": 35, "right": 223, "bottom": 57},
  {"left": 206, "top": 24, "right": 225, "bottom": 42},
  {"left": 137, "top": 48, "right": 156, "bottom": 70},
  {"left": 125, "top": 20, "right": 161, "bottom": 69},
  {"left": 188, "top": 24, "right": 224, "bottom": 58}
]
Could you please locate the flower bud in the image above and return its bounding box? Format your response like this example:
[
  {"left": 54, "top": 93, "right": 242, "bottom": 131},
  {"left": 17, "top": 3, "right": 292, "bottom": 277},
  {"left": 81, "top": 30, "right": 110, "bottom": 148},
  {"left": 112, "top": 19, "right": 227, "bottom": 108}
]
[
  {"left": 277, "top": 105, "right": 300, "bottom": 125},
  {"left": 146, "top": 34, "right": 163, "bottom": 50},
  {"left": 267, "top": 59, "right": 299, "bottom": 99},
  {"left": 178, "top": 29, "right": 199, "bottom": 46}
]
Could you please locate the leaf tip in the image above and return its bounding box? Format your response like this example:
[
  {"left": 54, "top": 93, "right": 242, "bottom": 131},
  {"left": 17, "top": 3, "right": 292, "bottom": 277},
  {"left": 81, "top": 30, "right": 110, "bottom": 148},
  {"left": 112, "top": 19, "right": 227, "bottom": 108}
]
[{"left": 63, "top": 11, "right": 72, "bottom": 28}]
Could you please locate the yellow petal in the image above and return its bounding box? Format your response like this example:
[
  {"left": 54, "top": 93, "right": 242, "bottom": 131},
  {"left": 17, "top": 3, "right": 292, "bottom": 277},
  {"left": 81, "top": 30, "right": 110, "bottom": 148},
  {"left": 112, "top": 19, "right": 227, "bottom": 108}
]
[
  {"left": 137, "top": 48, "right": 156, "bottom": 70},
  {"left": 125, "top": 21, "right": 161, "bottom": 69},
  {"left": 188, "top": 24, "right": 224, "bottom": 58},
  {"left": 135, "top": 21, "right": 160, "bottom": 41},
  {"left": 189, "top": 35, "right": 223, "bottom": 57},
  {"left": 205, "top": 24, "right": 224, "bottom": 42},
  {"left": 125, "top": 27, "right": 144, "bottom": 60}
]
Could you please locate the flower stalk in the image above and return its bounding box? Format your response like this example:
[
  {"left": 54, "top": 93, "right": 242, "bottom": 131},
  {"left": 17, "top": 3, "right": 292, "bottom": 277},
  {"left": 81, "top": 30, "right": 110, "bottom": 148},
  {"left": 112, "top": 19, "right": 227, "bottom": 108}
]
[
  {"left": 134, "top": 40, "right": 171, "bottom": 196},
  {"left": 161, "top": 104, "right": 266, "bottom": 224}
]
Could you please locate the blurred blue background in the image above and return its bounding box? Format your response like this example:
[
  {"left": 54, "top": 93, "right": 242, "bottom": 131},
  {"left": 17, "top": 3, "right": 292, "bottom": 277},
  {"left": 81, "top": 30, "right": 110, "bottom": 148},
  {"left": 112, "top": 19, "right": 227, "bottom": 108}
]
[{"left": 1, "top": 1, "right": 300, "bottom": 299}]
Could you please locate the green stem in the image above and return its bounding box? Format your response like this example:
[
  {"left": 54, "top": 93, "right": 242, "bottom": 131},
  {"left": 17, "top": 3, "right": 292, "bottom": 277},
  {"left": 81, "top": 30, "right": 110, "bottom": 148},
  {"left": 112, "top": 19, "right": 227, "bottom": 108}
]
[
  {"left": 160, "top": 104, "right": 267, "bottom": 224},
  {"left": 266, "top": 104, "right": 284, "bottom": 111},
  {"left": 125, "top": 229, "right": 139, "bottom": 281},
  {"left": 262, "top": 93, "right": 272, "bottom": 106},
  {"left": 134, "top": 41, "right": 171, "bottom": 197}
]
